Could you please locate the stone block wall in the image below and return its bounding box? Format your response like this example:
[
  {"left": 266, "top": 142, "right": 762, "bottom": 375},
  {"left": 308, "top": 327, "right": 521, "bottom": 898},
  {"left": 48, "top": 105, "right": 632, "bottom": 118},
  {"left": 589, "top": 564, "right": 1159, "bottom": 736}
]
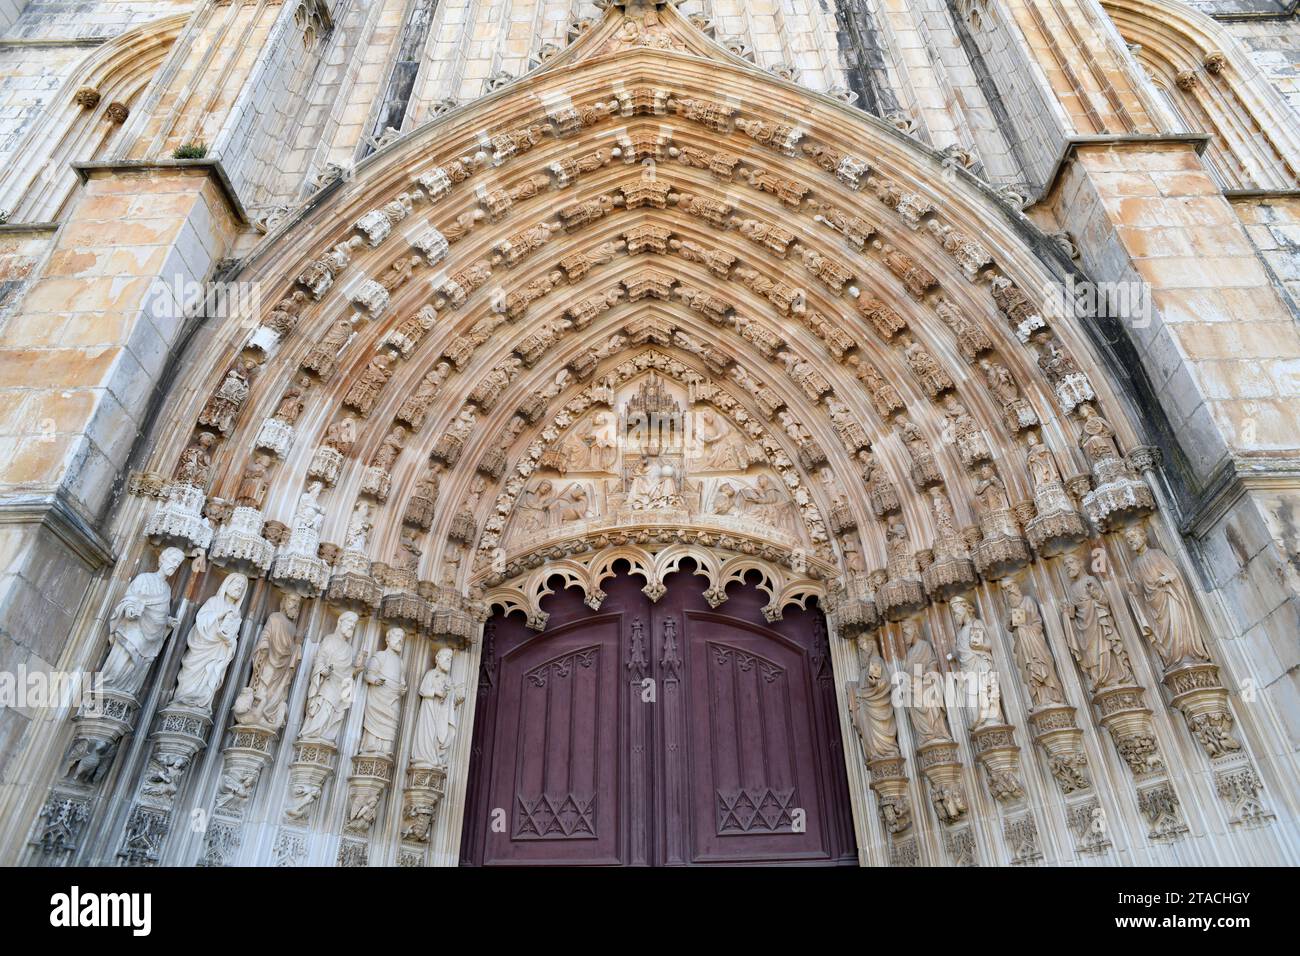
[
  {"left": 1226, "top": 19, "right": 1300, "bottom": 115},
  {"left": 947, "top": 0, "right": 1073, "bottom": 190},
  {"left": 0, "top": 44, "right": 86, "bottom": 183},
  {"left": 0, "top": 0, "right": 26, "bottom": 36},
  {"left": 217, "top": 3, "right": 335, "bottom": 210},
  {"left": 0, "top": 224, "right": 53, "bottom": 320},
  {"left": 2, "top": 0, "right": 183, "bottom": 39},
  {"left": 0, "top": 166, "right": 239, "bottom": 521},
  {"left": 1233, "top": 194, "right": 1300, "bottom": 316},
  {"left": 0, "top": 164, "right": 240, "bottom": 797}
]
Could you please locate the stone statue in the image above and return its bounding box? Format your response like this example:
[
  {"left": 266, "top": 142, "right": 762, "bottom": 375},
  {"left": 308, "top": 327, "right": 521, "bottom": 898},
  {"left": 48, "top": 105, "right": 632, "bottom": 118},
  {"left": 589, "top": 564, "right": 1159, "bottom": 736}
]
[
  {"left": 629, "top": 457, "right": 683, "bottom": 511},
  {"left": 901, "top": 619, "right": 951, "bottom": 746},
  {"left": 711, "top": 481, "right": 738, "bottom": 516},
  {"left": 171, "top": 572, "right": 249, "bottom": 711},
  {"left": 323, "top": 416, "right": 357, "bottom": 454},
  {"left": 549, "top": 482, "right": 590, "bottom": 523},
  {"left": 359, "top": 627, "right": 408, "bottom": 756},
  {"left": 739, "top": 475, "right": 790, "bottom": 532},
  {"left": 566, "top": 410, "right": 618, "bottom": 472},
  {"left": 284, "top": 783, "right": 322, "bottom": 821},
  {"left": 1025, "top": 431, "right": 1061, "bottom": 487},
  {"left": 516, "top": 479, "right": 554, "bottom": 531},
  {"left": 292, "top": 482, "right": 325, "bottom": 536},
  {"left": 1061, "top": 551, "right": 1135, "bottom": 690},
  {"left": 840, "top": 530, "right": 867, "bottom": 574},
  {"left": 100, "top": 547, "right": 186, "bottom": 697},
  {"left": 65, "top": 739, "right": 112, "bottom": 784},
  {"left": 394, "top": 528, "right": 422, "bottom": 574},
  {"left": 1000, "top": 579, "right": 1065, "bottom": 708},
  {"left": 981, "top": 359, "right": 1022, "bottom": 404},
  {"left": 344, "top": 501, "right": 373, "bottom": 552},
  {"left": 198, "top": 363, "right": 251, "bottom": 435},
  {"left": 142, "top": 753, "right": 188, "bottom": 798},
  {"left": 930, "top": 488, "right": 965, "bottom": 557},
  {"left": 974, "top": 463, "right": 1011, "bottom": 515},
  {"left": 235, "top": 454, "right": 272, "bottom": 509},
  {"left": 1123, "top": 524, "right": 1211, "bottom": 670},
  {"left": 369, "top": 426, "right": 406, "bottom": 471},
  {"left": 271, "top": 379, "right": 309, "bottom": 424},
  {"left": 1078, "top": 403, "right": 1123, "bottom": 466},
  {"left": 232, "top": 592, "right": 303, "bottom": 730},
  {"left": 410, "top": 648, "right": 464, "bottom": 768},
  {"left": 346, "top": 791, "right": 380, "bottom": 833},
  {"left": 950, "top": 595, "right": 1005, "bottom": 729},
  {"left": 693, "top": 408, "right": 745, "bottom": 470},
  {"left": 174, "top": 432, "right": 217, "bottom": 487},
  {"left": 848, "top": 636, "right": 899, "bottom": 759},
  {"left": 298, "top": 611, "right": 363, "bottom": 744},
  {"left": 215, "top": 769, "right": 257, "bottom": 813}
]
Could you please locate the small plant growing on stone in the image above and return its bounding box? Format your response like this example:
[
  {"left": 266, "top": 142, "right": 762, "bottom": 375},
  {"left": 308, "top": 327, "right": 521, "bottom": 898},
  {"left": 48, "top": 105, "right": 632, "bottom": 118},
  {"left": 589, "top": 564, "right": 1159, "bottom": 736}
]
[{"left": 173, "top": 141, "right": 208, "bottom": 160}]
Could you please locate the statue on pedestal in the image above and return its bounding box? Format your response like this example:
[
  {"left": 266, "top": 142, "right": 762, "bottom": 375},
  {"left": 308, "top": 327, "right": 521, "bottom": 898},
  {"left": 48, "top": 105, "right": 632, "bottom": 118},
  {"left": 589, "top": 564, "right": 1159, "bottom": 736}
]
[
  {"left": 359, "top": 627, "right": 408, "bottom": 756},
  {"left": 232, "top": 593, "right": 303, "bottom": 730},
  {"left": 1123, "top": 525, "right": 1211, "bottom": 671},
  {"left": 950, "top": 595, "right": 1005, "bottom": 729},
  {"left": 848, "top": 636, "right": 900, "bottom": 759},
  {"left": 410, "top": 648, "right": 464, "bottom": 768},
  {"left": 299, "top": 612, "right": 363, "bottom": 744},
  {"left": 101, "top": 547, "right": 186, "bottom": 697},
  {"left": 1001, "top": 579, "right": 1066, "bottom": 708},
  {"left": 171, "top": 573, "right": 249, "bottom": 711}
]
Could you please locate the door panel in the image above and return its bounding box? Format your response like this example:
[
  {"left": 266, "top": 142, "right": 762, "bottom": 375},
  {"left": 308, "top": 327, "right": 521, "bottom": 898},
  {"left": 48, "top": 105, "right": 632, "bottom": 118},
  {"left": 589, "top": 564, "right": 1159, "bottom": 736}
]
[
  {"left": 462, "top": 567, "right": 856, "bottom": 866},
  {"left": 481, "top": 613, "right": 623, "bottom": 865}
]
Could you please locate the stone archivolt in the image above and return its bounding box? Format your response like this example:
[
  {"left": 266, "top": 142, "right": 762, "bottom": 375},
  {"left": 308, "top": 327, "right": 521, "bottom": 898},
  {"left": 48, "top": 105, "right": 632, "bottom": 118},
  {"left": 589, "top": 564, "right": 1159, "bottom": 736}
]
[
  {"left": 137, "top": 64, "right": 1152, "bottom": 644},
  {"left": 50, "top": 4, "right": 1268, "bottom": 866}
]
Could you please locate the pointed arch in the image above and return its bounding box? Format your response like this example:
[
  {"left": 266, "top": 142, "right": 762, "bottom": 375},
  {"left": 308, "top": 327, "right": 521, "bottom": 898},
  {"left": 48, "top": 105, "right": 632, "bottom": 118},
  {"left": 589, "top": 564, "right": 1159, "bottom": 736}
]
[
  {"left": 0, "top": 14, "right": 188, "bottom": 221},
  {"left": 1103, "top": 0, "right": 1300, "bottom": 189},
  {"left": 120, "top": 2, "right": 1161, "bottom": 639}
]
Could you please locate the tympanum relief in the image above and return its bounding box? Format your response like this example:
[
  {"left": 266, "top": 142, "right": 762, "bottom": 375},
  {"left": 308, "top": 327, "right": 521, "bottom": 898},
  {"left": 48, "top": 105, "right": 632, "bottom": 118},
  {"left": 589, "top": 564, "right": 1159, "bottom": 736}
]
[{"left": 506, "top": 373, "right": 804, "bottom": 547}]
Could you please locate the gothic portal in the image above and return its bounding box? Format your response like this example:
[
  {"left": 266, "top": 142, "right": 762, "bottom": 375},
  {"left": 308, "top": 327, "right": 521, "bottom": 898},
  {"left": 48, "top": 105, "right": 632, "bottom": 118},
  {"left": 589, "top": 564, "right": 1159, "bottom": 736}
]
[{"left": 0, "top": 0, "right": 1298, "bottom": 868}]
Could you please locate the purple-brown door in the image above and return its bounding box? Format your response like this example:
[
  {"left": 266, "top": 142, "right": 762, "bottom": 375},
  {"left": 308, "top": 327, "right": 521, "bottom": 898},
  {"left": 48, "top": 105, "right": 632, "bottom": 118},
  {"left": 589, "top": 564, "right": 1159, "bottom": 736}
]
[{"left": 460, "top": 567, "right": 857, "bottom": 866}]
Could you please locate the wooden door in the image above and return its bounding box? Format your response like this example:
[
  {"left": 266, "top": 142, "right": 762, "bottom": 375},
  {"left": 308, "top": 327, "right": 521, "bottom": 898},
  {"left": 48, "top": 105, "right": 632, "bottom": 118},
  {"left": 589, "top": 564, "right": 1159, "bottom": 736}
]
[{"left": 460, "top": 567, "right": 856, "bottom": 866}]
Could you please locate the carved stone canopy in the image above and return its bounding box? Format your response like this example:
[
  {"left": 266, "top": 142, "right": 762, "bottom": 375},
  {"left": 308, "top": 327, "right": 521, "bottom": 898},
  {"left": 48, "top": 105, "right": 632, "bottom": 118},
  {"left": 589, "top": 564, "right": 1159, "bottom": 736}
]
[{"left": 481, "top": 535, "right": 832, "bottom": 631}]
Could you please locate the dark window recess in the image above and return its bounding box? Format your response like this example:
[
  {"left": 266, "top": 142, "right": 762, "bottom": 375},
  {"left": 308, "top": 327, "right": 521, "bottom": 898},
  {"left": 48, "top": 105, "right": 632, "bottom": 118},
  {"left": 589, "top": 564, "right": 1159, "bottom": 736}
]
[
  {"left": 830, "top": 0, "right": 898, "bottom": 117},
  {"left": 363, "top": 0, "right": 440, "bottom": 155},
  {"left": 948, "top": 2, "right": 1037, "bottom": 186}
]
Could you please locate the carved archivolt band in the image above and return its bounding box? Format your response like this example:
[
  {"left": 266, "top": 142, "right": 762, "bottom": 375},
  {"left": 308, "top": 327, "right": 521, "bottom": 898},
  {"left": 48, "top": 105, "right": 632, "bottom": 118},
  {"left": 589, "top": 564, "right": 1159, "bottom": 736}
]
[{"left": 131, "top": 4, "right": 1160, "bottom": 656}]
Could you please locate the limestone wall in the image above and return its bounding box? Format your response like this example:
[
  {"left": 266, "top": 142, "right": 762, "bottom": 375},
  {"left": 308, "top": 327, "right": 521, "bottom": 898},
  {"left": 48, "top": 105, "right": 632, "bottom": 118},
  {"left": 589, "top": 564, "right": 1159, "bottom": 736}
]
[
  {"left": 1226, "top": 19, "right": 1300, "bottom": 115},
  {"left": 1233, "top": 194, "right": 1300, "bottom": 314},
  {"left": 2, "top": 0, "right": 183, "bottom": 39},
  {"left": 0, "top": 223, "right": 53, "bottom": 318},
  {"left": 0, "top": 44, "right": 89, "bottom": 185}
]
